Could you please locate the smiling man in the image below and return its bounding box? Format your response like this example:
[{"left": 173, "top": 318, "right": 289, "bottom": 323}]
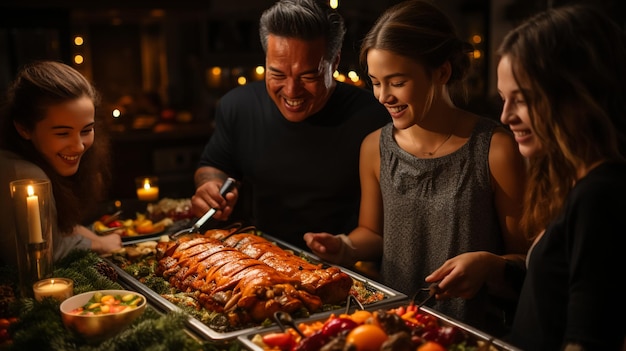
[{"left": 192, "top": 0, "right": 390, "bottom": 250}]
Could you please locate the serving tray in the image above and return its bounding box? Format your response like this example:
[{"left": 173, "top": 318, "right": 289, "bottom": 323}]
[
  {"left": 237, "top": 303, "right": 523, "bottom": 351},
  {"left": 103, "top": 232, "right": 407, "bottom": 341}
]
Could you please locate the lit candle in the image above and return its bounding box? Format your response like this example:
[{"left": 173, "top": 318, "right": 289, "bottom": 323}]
[
  {"left": 136, "top": 178, "right": 159, "bottom": 201},
  {"left": 26, "top": 185, "right": 44, "bottom": 244},
  {"left": 33, "top": 278, "right": 73, "bottom": 302}
]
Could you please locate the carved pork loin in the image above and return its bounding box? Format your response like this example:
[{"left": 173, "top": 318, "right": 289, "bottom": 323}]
[
  {"left": 155, "top": 236, "right": 322, "bottom": 322},
  {"left": 219, "top": 232, "right": 353, "bottom": 305}
]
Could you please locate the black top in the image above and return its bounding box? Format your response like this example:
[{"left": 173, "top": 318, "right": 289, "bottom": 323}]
[
  {"left": 508, "top": 161, "right": 626, "bottom": 350},
  {"left": 198, "top": 81, "right": 390, "bottom": 249}
]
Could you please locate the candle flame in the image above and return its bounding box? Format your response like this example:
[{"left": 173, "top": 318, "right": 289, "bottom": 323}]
[
  {"left": 143, "top": 180, "right": 151, "bottom": 190},
  {"left": 27, "top": 185, "right": 35, "bottom": 197}
]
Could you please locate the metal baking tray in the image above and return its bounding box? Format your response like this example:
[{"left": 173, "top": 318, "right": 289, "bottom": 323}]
[
  {"left": 107, "top": 260, "right": 267, "bottom": 341},
  {"left": 115, "top": 279, "right": 210, "bottom": 344},
  {"left": 421, "top": 306, "right": 522, "bottom": 351},
  {"left": 103, "top": 231, "right": 408, "bottom": 341},
  {"left": 237, "top": 303, "right": 522, "bottom": 351}
]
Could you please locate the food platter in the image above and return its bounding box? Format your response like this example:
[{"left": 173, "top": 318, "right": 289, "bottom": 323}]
[
  {"left": 93, "top": 214, "right": 171, "bottom": 241},
  {"left": 102, "top": 228, "right": 408, "bottom": 341},
  {"left": 120, "top": 229, "right": 166, "bottom": 243},
  {"left": 120, "top": 218, "right": 197, "bottom": 244},
  {"left": 93, "top": 198, "right": 195, "bottom": 242},
  {"left": 238, "top": 303, "right": 523, "bottom": 351}
]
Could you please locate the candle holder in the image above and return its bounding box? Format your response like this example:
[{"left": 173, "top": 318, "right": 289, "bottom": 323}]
[
  {"left": 135, "top": 176, "right": 159, "bottom": 202},
  {"left": 33, "top": 277, "right": 73, "bottom": 302},
  {"left": 10, "top": 179, "right": 53, "bottom": 298}
]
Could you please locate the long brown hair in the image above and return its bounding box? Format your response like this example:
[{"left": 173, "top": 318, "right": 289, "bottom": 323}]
[
  {"left": 0, "top": 61, "right": 112, "bottom": 234},
  {"left": 498, "top": 5, "right": 626, "bottom": 238}
]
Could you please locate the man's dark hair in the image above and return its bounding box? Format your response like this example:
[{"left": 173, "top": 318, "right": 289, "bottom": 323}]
[{"left": 259, "top": 0, "right": 346, "bottom": 62}]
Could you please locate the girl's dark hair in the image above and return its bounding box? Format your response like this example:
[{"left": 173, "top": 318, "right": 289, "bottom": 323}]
[
  {"left": 497, "top": 5, "right": 626, "bottom": 238},
  {"left": 0, "top": 60, "right": 111, "bottom": 234},
  {"left": 259, "top": 0, "right": 346, "bottom": 62},
  {"left": 359, "top": 0, "right": 474, "bottom": 103}
]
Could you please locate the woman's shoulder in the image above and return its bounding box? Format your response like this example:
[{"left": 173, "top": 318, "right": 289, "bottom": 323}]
[
  {"left": 578, "top": 161, "right": 626, "bottom": 191},
  {"left": 375, "top": 122, "right": 395, "bottom": 145},
  {"left": 0, "top": 150, "right": 49, "bottom": 180},
  {"left": 475, "top": 115, "right": 503, "bottom": 132},
  {"left": 565, "top": 162, "right": 626, "bottom": 226},
  {"left": 364, "top": 126, "right": 385, "bottom": 145},
  {"left": 467, "top": 115, "right": 515, "bottom": 147},
  {"left": 453, "top": 112, "right": 494, "bottom": 138}
]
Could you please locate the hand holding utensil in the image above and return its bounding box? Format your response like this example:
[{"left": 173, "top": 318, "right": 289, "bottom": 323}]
[
  {"left": 94, "top": 210, "right": 123, "bottom": 235},
  {"left": 170, "top": 178, "right": 236, "bottom": 239},
  {"left": 101, "top": 210, "right": 122, "bottom": 226},
  {"left": 96, "top": 226, "right": 124, "bottom": 235},
  {"left": 412, "top": 282, "right": 440, "bottom": 310}
]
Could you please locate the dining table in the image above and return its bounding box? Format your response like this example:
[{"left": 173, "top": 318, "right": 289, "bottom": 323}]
[{"left": 0, "top": 249, "right": 239, "bottom": 351}]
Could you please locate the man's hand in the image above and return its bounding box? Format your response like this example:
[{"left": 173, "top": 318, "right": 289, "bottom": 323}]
[{"left": 191, "top": 172, "right": 238, "bottom": 221}]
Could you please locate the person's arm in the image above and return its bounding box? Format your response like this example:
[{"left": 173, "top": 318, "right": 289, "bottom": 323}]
[
  {"left": 191, "top": 166, "right": 238, "bottom": 221},
  {"left": 191, "top": 95, "right": 239, "bottom": 222},
  {"left": 489, "top": 127, "right": 529, "bottom": 254},
  {"left": 426, "top": 127, "right": 529, "bottom": 299},
  {"left": 73, "top": 225, "right": 122, "bottom": 255},
  {"left": 348, "top": 130, "right": 384, "bottom": 261},
  {"left": 426, "top": 251, "right": 526, "bottom": 300},
  {"left": 304, "top": 130, "right": 384, "bottom": 266},
  {"left": 483, "top": 128, "right": 529, "bottom": 298}
]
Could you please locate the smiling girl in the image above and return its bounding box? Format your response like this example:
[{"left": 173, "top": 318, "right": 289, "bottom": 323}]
[
  {"left": 496, "top": 5, "right": 626, "bottom": 349},
  {"left": 305, "top": 0, "right": 528, "bottom": 336},
  {"left": 0, "top": 61, "right": 121, "bottom": 267}
]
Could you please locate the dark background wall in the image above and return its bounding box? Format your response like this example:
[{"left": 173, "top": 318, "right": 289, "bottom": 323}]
[{"left": 0, "top": 0, "right": 623, "bottom": 200}]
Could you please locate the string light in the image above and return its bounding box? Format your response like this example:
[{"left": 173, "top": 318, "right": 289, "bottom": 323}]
[
  {"left": 347, "top": 70, "right": 359, "bottom": 83},
  {"left": 72, "top": 35, "right": 85, "bottom": 66}
]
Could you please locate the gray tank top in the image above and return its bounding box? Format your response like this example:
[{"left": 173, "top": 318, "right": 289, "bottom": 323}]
[{"left": 379, "top": 117, "right": 505, "bottom": 332}]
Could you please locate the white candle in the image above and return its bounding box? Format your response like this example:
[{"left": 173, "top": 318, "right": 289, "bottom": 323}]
[
  {"left": 33, "top": 278, "right": 73, "bottom": 301},
  {"left": 136, "top": 179, "right": 159, "bottom": 201},
  {"left": 26, "top": 185, "right": 44, "bottom": 244}
]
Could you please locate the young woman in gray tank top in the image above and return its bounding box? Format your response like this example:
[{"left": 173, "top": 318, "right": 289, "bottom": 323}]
[{"left": 304, "top": 0, "right": 529, "bottom": 337}]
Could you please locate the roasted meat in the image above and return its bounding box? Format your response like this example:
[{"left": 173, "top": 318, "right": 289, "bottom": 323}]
[
  {"left": 155, "top": 236, "right": 322, "bottom": 322},
  {"left": 220, "top": 232, "right": 353, "bottom": 304}
]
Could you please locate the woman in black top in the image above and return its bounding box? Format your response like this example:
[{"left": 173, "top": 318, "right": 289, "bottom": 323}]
[{"left": 497, "top": 5, "right": 626, "bottom": 350}]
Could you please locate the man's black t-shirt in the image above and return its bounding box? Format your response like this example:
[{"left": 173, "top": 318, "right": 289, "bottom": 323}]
[{"left": 199, "top": 81, "right": 390, "bottom": 250}]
